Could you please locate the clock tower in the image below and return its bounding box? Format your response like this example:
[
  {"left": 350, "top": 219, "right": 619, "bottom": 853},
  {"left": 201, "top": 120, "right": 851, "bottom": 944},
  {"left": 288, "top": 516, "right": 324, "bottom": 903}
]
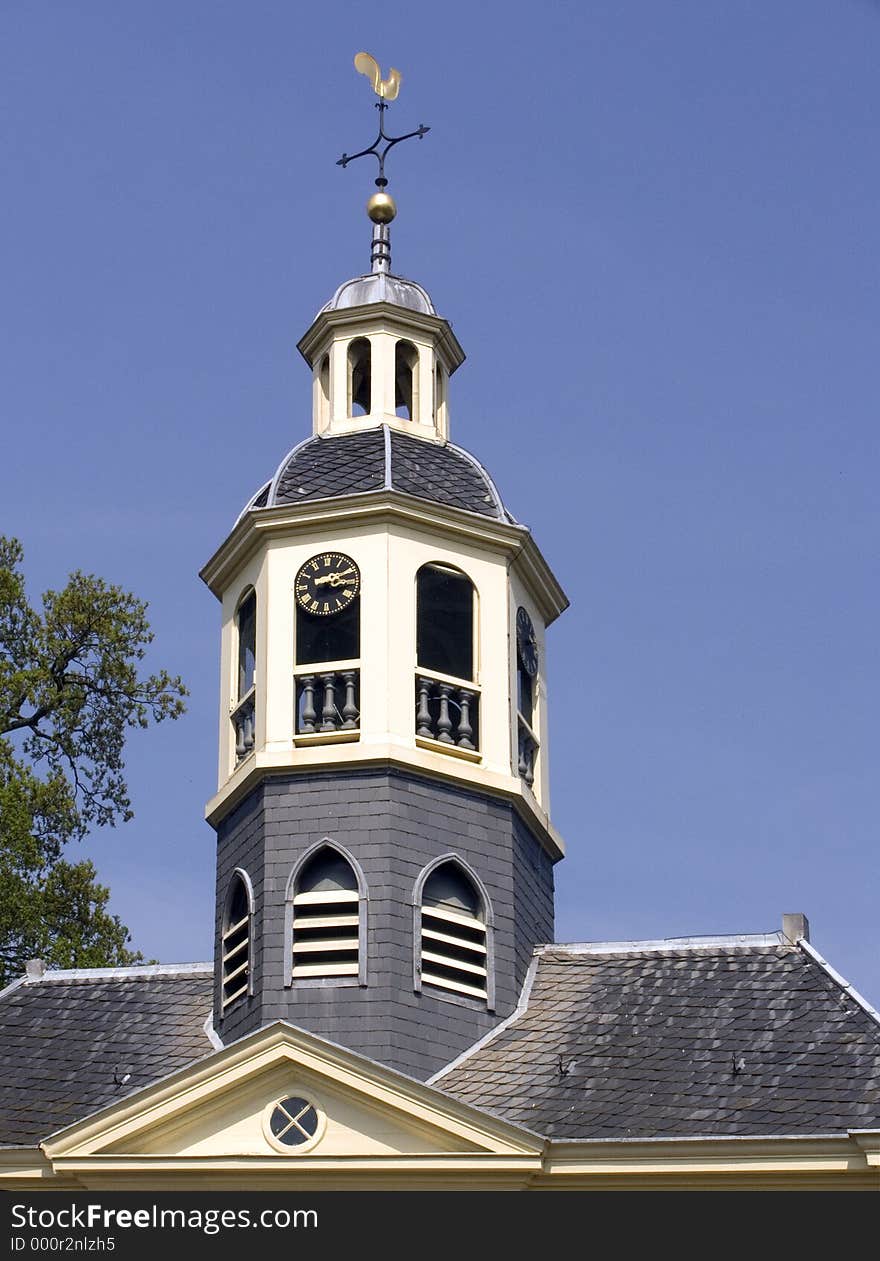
[{"left": 200, "top": 62, "right": 568, "bottom": 1079}]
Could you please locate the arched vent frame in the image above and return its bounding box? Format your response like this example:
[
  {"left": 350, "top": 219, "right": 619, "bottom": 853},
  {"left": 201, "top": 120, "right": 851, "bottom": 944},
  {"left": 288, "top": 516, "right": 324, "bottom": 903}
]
[
  {"left": 220, "top": 867, "right": 254, "bottom": 1012},
  {"left": 232, "top": 586, "right": 257, "bottom": 765},
  {"left": 412, "top": 854, "right": 495, "bottom": 1011},
  {"left": 284, "top": 839, "right": 368, "bottom": 989}
]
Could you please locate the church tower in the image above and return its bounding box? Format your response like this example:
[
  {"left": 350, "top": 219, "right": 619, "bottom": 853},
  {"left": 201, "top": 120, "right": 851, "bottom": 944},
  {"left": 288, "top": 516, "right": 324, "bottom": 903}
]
[{"left": 200, "top": 60, "right": 568, "bottom": 1079}]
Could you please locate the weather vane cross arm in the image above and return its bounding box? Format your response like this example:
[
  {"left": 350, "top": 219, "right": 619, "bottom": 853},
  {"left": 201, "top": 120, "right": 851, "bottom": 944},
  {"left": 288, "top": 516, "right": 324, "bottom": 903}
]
[{"left": 337, "top": 52, "right": 430, "bottom": 186}]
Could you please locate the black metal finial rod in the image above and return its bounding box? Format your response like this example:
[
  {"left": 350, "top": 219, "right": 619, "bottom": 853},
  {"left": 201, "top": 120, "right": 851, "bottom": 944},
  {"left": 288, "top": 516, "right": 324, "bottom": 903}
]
[{"left": 337, "top": 101, "right": 430, "bottom": 188}]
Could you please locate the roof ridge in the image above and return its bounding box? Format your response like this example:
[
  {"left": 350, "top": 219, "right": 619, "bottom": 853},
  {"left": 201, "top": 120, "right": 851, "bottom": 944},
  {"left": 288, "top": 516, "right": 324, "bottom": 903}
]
[
  {"left": 264, "top": 431, "right": 318, "bottom": 509},
  {"left": 19, "top": 962, "right": 213, "bottom": 985},
  {"left": 541, "top": 933, "right": 787, "bottom": 955},
  {"left": 798, "top": 940, "right": 880, "bottom": 1035},
  {"left": 446, "top": 438, "right": 510, "bottom": 521}
]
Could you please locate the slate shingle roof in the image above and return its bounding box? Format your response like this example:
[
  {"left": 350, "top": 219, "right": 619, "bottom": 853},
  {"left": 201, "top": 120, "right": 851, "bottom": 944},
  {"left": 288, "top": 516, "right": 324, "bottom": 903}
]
[
  {"left": 0, "top": 968, "right": 213, "bottom": 1145},
  {"left": 3, "top": 943, "right": 879, "bottom": 1148},
  {"left": 437, "top": 943, "right": 880, "bottom": 1140},
  {"left": 248, "top": 426, "right": 512, "bottom": 523}
]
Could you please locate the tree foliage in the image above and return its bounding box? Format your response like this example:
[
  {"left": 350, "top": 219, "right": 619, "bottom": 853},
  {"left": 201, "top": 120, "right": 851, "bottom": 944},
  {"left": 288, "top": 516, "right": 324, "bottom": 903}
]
[{"left": 0, "top": 536, "right": 187, "bottom": 984}]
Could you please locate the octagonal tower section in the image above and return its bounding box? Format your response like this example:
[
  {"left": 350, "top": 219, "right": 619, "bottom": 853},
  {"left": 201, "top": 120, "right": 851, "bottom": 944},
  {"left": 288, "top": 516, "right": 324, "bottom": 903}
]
[{"left": 201, "top": 267, "right": 568, "bottom": 1081}]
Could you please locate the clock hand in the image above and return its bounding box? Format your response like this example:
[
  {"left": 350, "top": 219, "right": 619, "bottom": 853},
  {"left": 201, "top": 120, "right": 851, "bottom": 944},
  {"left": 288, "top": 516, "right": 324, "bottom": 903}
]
[{"left": 314, "top": 569, "right": 356, "bottom": 588}]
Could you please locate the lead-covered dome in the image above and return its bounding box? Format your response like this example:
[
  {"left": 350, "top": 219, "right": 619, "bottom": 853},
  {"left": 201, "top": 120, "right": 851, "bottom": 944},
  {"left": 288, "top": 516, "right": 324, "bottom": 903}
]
[
  {"left": 239, "top": 427, "right": 514, "bottom": 524},
  {"left": 320, "top": 270, "right": 435, "bottom": 316}
]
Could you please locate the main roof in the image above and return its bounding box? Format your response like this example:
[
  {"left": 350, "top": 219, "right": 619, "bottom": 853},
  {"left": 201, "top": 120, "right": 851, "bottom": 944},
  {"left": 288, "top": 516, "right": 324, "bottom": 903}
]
[
  {"left": 2, "top": 938, "right": 879, "bottom": 1147},
  {"left": 435, "top": 940, "right": 880, "bottom": 1139},
  {"left": 0, "top": 966, "right": 213, "bottom": 1145},
  {"left": 241, "top": 426, "right": 514, "bottom": 524}
]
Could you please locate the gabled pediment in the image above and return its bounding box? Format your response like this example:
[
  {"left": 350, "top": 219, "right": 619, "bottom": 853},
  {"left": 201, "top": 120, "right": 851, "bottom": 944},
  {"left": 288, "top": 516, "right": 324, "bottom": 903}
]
[{"left": 42, "top": 1022, "right": 542, "bottom": 1166}]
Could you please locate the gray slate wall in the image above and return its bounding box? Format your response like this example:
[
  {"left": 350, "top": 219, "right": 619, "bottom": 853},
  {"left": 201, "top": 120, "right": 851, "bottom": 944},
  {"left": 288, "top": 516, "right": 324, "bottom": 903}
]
[{"left": 213, "top": 768, "right": 556, "bottom": 1079}]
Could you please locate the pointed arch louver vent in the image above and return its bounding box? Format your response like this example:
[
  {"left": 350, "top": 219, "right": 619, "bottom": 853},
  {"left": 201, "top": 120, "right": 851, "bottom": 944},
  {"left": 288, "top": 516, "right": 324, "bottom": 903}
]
[
  {"left": 292, "top": 848, "right": 361, "bottom": 980},
  {"left": 221, "top": 872, "right": 252, "bottom": 1010},
  {"left": 419, "top": 863, "right": 488, "bottom": 1001}
]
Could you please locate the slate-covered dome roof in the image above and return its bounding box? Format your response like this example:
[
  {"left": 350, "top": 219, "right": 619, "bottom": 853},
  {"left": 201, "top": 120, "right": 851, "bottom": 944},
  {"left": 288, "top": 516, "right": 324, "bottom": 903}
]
[
  {"left": 320, "top": 271, "right": 436, "bottom": 317},
  {"left": 239, "top": 427, "right": 514, "bottom": 524}
]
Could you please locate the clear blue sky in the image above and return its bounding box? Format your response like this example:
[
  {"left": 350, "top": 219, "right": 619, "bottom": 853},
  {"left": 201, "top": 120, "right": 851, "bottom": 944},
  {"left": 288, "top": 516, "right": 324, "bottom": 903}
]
[{"left": 2, "top": 2, "right": 878, "bottom": 1002}]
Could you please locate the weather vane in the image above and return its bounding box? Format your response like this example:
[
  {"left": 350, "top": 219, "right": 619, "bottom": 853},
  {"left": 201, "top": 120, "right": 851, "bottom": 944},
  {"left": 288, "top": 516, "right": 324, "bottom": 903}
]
[{"left": 337, "top": 53, "right": 430, "bottom": 272}]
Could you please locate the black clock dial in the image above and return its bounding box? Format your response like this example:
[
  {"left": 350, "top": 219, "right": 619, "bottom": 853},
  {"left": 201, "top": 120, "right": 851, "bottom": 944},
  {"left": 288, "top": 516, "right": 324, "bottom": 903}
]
[
  {"left": 516, "top": 606, "right": 539, "bottom": 678},
  {"left": 295, "top": 552, "right": 361, "bottom": 617}
]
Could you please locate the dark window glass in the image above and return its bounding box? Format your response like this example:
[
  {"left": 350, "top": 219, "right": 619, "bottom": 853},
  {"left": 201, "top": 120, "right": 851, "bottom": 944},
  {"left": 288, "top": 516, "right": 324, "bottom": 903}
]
[
  {"left": 518, "top": 666, "right": 533, "bottom": 726},
  {"left": 296, "top": 598, "right": 359, "bottom": 665},
  {"left": 269, "top": 1097, "right": 319, "bottom": 1146},
  {"left": 417, "top": 565, "right": 474, "bottom": 681},
  {"left": 237, "top": 591, "right": 256, "bottom": 699}
]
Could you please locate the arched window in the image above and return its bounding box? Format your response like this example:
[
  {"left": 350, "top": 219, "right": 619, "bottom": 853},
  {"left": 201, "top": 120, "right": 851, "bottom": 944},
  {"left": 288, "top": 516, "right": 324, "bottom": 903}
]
[
  {"left": 395, "top": 340, "right": 419, "bottom": 421},
  {"left": 415, "top": 859, "right": 492, "bottom": 1005},
  {"left": 237, "top": 589, "right": 256, "bottom": 699},
  {"left": 347, "top": 338, "right": 371, "bottom": 416},
  {"left": 515, "top": 606, "right": 539, "bottom": 788},
  {"left": 221, "top": 870, "right": 253, "bottom": 1011},
  {"left": 288, "top": 845, "right": 366, "bottom": 984},
  {"left": 233, "top": 589, "right": 256, "bottom": 763},
  {"left": 415, "top": 564, "right": 479, "bottom": 750},
  {"left": 416, "top": 564, "right": 474, "bottom": 682}
]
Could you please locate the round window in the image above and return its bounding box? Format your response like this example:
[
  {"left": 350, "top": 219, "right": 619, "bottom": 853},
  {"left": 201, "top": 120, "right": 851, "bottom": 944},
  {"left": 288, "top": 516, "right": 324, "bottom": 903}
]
[{"left": 265, "top": 1096, "right": 321, "bottom": 1151}]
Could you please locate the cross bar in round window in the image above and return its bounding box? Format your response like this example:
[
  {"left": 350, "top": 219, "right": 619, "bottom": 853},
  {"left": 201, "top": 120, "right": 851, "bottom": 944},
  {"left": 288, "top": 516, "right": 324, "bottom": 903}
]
[{"left": 263, "top": 1094, "right": 325, "bottom": 1153}]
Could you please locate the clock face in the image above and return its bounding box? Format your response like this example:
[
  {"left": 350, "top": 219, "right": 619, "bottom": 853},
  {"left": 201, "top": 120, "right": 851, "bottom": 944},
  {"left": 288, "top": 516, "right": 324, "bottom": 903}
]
[
  {"left": 295, "top": 552, "right": 361, "bottom": 617},
  {"left": 516, "top": 606, "right": 539, "bottom": 678}
]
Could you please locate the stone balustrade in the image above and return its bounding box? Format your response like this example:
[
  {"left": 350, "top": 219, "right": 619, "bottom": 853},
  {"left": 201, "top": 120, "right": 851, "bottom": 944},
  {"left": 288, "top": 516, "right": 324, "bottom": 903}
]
[
  {"left": 415, "top": 675, "right": 479, "bottom": 751},
  {"left": 517, "top": 716, "right": 538, "bottom": 787},
  {"left": 296, "top": 669, "right": 360, "bottom": 735},
  {"left": 232, "top": 691, "right": 255, "bottom": 763}
]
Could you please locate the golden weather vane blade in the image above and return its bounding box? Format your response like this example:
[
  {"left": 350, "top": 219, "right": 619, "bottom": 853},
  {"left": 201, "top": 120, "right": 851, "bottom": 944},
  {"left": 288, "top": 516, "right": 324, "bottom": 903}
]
[{"left": 354, "top": 51, "right": 401, "bottom": 101}]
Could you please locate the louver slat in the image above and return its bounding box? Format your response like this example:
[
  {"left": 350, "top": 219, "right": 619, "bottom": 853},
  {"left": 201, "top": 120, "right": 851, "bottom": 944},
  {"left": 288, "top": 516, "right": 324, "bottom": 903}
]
[
  {"left": 420, "top": 900, "right": 488, "bottom": 1001},
  {"left": 291, "top": 883, "right": 361, "bottom": 982}
]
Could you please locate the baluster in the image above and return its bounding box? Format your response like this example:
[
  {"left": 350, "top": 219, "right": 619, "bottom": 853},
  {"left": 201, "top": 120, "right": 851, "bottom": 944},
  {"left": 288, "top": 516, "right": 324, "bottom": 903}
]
[
  {"left": 235, "top": 714, "right": 246, "bottom": 759},
  {"left": 436, "top": 683, "right": 454, "bottom": 743},
  {"left": 299, "top": 676, "right": 316, "bottom": 733},
  {"left": 524, "top": 737, "right": 535, "bottom": 787},
  {"left": 243, "top": 705, "right": 254, "bottom": 754},
  {"left": 518, "top": 726, "right": 529, "bottom": 779},
  {"left": 457, "top": 688, "right": 475, "bottom": 749},
  {"left": 341, "top": 670, "right": 359, "bottom": 729},
  {"left": 320, "top": 673, "right": 338, "bottom": 732},
  {"left": 416, "top": 677, "right": 432, "bottom": 738}
]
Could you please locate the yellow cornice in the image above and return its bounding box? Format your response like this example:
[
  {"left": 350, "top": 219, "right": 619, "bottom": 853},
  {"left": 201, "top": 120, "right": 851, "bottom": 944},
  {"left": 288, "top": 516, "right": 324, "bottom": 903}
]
[
  {"left": 199, "top": 491, "right": 568, "bottom": 626},
  {"left": 21, "top": 1129, "right": 880, "bottom": 1192},
  {"left": 544, "top": 1132, "right": 878, "bottom": 1175},
  {"left": 203, "top": 747, "right": 566, "bottom": 861},
  {"left": 297, "top": 302, "right": 466, "bottom": 373}
]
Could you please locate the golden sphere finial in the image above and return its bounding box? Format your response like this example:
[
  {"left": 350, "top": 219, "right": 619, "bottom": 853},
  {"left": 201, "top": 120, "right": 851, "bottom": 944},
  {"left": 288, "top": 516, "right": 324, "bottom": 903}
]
[{"left": 367, "top": 191, "right": 397, "bottom": 224}]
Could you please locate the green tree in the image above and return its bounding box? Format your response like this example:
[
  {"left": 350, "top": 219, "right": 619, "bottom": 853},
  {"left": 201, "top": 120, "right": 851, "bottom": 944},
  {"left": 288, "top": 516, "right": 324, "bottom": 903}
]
[{"left": 0, "top": 536, "right": 187, "bottom": 985}]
